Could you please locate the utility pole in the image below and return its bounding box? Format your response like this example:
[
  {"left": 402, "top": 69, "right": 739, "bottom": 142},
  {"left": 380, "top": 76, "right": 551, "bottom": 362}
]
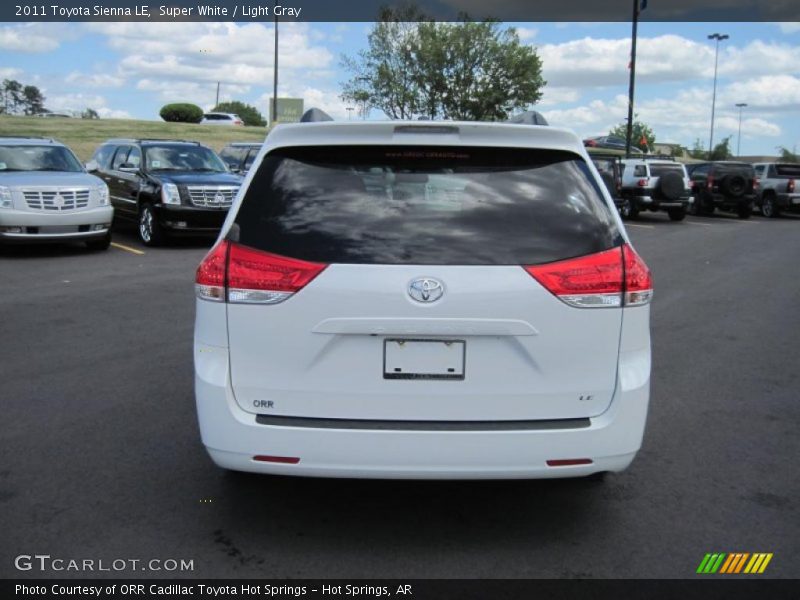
[
  {"left": 215, "top": 82, "right": 220, "bottom": 108},
  {"left": 272, "top": 2, "right": 279, "bottom": 126},
  {"left": 735, "top": 102, "right": 747, "bottom": 157},
  {"left": 707, "top": 33, "right": 729, "bottom": 158},
  {"left": 346, "top": 107, "right": 354, "bottom": 120},
  {"left": 625, "top": 0, "right": 645, "bottom": 157}
]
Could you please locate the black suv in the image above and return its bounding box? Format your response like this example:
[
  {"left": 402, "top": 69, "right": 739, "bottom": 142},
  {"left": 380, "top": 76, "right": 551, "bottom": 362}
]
[
  {"left": 87, "top": 139, "right": 242, "bottom": 245},
  {"left": 219, "top": 142, "right": 262, "bottom": 175},
  {"left": 686, "top": 161, "right": 756, "bottom": 219}
]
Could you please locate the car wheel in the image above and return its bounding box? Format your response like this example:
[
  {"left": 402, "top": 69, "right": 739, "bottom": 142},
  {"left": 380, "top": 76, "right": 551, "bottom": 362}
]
[
  {"left": 85, "top": 231, "right": 112, "bottom": 251},
  {"left": 620, "top": 199, "right": 638, "bottom": 220},
  {"left": 667, "top": 207, "right": 686, "bottom": 221},
  {"left": 138, "top": 204, "right": 165, "bottom": 246},
  {"left": 761, "top": 195, "right": 780, "bottom": 218}
]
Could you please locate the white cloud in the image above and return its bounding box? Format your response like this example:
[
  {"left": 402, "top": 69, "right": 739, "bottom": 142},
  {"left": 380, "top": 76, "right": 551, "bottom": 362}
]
[
  {"left": 0, "top": 67, "right": 22, "bottom": 79},
  {"left": 536, "top": 34, "right": 800, "bottom": 90},
  {"left": 136, "top": 79, "right": 250, "bottom": 109},
  {"left": 516, "top": 27, "right": 538, "bottom": 41},
  {"left": 777, "top": 22, "right": 800, "bottom": 34},
  {"left": 0, "top": 23, "right": 79, "bottom": 53},
  {"left": 65, "top": 71, "right": 126, "bottom": 89},
  {"left": 537, "top": 86, "right": 581, "bottom": 107}
]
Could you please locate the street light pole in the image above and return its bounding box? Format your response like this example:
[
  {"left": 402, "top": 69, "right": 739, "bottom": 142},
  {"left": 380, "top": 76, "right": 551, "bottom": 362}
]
[
  {"left": 735, "top": 102, "right": 747, "bottom": 157},
  {"left": 272, "top": 2, "right": 279, "bottom": 126},
  {"left": 707, "top": 33, "right": 729, "bottom": 158},
  {"left": 625, "top": 0, "right": 642, "bottom": 157}
]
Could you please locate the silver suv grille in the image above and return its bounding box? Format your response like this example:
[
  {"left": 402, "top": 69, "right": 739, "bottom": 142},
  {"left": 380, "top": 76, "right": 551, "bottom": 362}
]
[
  {"left": 186, "top": 185, "right": 238, "bottom": 208},
  {"left": 24, "top": 189, "right": 91, "bottom": 211}
]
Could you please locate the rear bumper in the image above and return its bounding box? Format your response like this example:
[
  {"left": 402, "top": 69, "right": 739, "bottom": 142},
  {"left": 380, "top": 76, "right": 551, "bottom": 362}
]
[
  {"left": 0, "top": 206, "right": 113, "bottom": 242},
  {"left": 775, "top": 193, "right": 800, "bottom": 210},
  {"left": 625, "top": 193, "right": 691, "bottom": 210},
  {"left": 195, "top": 345, "right": 650, "bottom": 480}
]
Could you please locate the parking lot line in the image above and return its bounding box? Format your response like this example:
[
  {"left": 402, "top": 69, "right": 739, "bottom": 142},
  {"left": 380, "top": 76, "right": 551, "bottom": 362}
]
[
  {"left": 626, "top": 223, "right": 655, "bottom": 229},
  {"left": 686, "top": 221, "right": 713, "bottom": 227},
  {"left": 111, "top": 242, "right": 145, "bottom": 256}
]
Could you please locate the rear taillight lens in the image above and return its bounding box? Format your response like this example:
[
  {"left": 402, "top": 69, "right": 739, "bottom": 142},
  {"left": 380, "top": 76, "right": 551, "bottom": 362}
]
[
  {"left": 637, "top": 178, "right": 648, "bottom": 187},
  {"left": 789, "top": 179, "right": 796, "bottom": 193},
  {"left": 524, "top": 244, "right": 652, "bottom": 309},
  {"left": 195, "top": 241, "right": 328, "bottom": 304},
  {"left": 195, "top": 240, "right": 229, "bottom": 302},
  {"left": 707, "top": 175, "right": 715, "bottom": 188},
  {"left": 753, "top": 178, "right": 759, "bottom": 191}
]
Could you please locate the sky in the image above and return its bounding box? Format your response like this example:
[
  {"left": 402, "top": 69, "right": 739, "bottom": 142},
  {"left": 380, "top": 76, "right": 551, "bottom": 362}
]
[{"left": 1, "top": 20, "right": 799, "bottom": 156}]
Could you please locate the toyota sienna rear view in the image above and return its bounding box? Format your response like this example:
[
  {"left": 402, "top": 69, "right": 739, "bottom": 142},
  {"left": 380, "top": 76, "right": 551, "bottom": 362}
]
[{"left": 193, "top": 120, "right": 652, "bottom": 479}]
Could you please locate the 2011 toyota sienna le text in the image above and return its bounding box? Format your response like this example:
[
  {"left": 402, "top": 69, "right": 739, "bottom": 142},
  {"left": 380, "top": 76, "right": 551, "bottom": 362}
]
[{"left": 193, "top": 120, "right": 652, "bottom": 480}]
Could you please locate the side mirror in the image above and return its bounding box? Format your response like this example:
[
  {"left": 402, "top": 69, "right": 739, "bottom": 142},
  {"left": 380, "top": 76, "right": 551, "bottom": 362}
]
[
  {"left": 85, "top": 160, "right": 99, "bottom": 172},
  {"left": 119, "top": 163, "right": 139, "bottom": 172}
]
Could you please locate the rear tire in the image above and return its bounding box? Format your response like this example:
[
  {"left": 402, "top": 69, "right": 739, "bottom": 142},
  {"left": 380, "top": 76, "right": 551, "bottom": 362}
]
[
  {"left": 85, "top": 232, "right": 112, "bottom": 251},
  {"left": 620, "top": 198, "right": 639, "bottom": 220},
  {"left": 667, "top": 207, "right": 686, "bottom": 221},
  {"left": 138, "top": 204, "right": 166, "bottom": 246},
  {"left": 761, "top": 195, "right": 780, "bottom": 218}
]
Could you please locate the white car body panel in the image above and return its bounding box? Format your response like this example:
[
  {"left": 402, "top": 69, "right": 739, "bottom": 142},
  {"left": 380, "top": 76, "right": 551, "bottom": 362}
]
[{"left": 194, "top": 120, "right": 651, "bottom": 479}]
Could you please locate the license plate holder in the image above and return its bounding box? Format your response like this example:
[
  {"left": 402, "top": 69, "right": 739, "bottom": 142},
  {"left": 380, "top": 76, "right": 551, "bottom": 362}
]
[{"left": 383, "top": 338, "right": 465, "bottom": 380}]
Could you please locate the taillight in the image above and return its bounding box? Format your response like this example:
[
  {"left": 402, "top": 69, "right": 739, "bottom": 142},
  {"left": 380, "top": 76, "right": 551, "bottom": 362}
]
[
  {"left": 195, "top": 240, "right": 229, "bottom": 302},
  {"left": 753, "top": 178, "right": 759, "bottom": 191},
  {"left": 637, "top": 178, "right": 648, "bottom": 187},
  {"left": 707, "top": 175, "right": 715, "bottom": 189},
  {"left": 195, "top": 240, "right": 328, "bottom": 304},
  {"left": 789, "top": 179, "right": 796, "bottom": 193},
  {"left": 524, "top": 244, "right": 652, "bottom": 309}
]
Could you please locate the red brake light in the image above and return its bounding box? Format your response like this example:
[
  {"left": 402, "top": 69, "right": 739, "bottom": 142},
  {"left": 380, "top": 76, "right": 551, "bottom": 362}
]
[
  {"left": 195, "top": 241, "right": 328, "bottom": 304},
  {"left": 524, "top": 244, "right": 652, "bottom": 308},
  {"left": 637, "top": 178, "right": 648, "bottom": 187},
  {"left": 789, "top": 178, "right": 796, "bottom": 193},
  {"left": 195, "top": 240, "right": 229, "bottom": 302},
  {"left": 584, "top": 139, "right": 597, "bottom": 147},
  {"left": 707, "top": 175, "right": 715, "bottom": 188},
  {"left": 547, "top": 459, "right": 594, "bottom": 467},
  {"left": 752, "top": 178, "right": 759, "bottom": 191}
]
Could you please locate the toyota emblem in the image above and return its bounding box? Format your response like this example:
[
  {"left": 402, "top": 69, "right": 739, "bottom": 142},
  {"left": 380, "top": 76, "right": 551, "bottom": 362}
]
[{"left": 408, "top": 278, "right": 444, "bottom": 303}]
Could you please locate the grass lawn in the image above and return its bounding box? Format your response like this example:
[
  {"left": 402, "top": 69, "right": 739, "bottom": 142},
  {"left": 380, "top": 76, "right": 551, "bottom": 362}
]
[{"left": 0, "top": 116, "right": 270, "bottom": 161}]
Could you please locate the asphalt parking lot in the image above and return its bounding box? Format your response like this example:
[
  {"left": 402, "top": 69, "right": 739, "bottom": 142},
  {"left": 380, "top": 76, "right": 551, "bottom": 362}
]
[{"left": 1, "top": 212, "right": 799, "bottom": 579}]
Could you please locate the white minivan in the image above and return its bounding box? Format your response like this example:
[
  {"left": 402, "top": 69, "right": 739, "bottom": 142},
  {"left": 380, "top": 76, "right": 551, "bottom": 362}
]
[{"left": 194, "top": 119, "right": 652, "bottom": 479}]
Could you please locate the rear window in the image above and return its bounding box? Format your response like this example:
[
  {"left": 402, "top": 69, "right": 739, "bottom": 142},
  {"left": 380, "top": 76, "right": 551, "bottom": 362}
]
[
  {"left": 649, "top": 164, "right": 684, "bottom": 177},
  {"left": 712, "top": 163, "right": 755, "bottom": 176},
  {"left": 775, "top": 164, "right": 800, "bottom": 177},
  {"left": 232, "top": 146, "right": 621, "bottom": 265}
]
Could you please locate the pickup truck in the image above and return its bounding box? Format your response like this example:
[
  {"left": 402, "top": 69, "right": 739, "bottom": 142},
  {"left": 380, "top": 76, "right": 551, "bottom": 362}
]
[{"left": 753, "top": 162, "right": 800, "bottom": 217}]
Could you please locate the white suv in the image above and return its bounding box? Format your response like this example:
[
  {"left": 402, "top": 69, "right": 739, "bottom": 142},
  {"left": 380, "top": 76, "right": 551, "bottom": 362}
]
[
  {"left": 0, "top": 137, "right": 113, "bottom": 249},
  {"left": 619, "top": 157, "right": 692, "bottom": 221},
  {"left": 194, "top": 119, "right": 653, "bottom": 479}
]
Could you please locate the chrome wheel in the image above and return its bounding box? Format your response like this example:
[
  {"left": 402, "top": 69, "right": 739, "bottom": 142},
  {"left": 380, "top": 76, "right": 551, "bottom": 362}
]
[{"left": 139, "top": 206, "right": 153, "bottom": 243}]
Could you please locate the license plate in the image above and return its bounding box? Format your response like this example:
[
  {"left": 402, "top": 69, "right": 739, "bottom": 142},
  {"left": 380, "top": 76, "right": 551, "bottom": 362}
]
[{"left": 383, "top": 339, "right": 465, "bottom": 380}]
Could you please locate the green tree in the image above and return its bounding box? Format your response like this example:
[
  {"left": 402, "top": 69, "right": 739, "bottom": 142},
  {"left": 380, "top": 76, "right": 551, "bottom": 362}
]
[
  {"left": 2, "top": 79, "right": 24, "bottom": 114},
  {"left": 341, "top": 6, "right": 545, "bottom": 121},
  {"left": 22, "top": 85, "right": 46, "bottom": 115},
  {"left": 709, "top": 136, "right": 732, "bottom": 161},
  {"left": 212, "top": 100, "right": 266, "bottom": 127},
  {"left": 776, "top": 146, "right": 798, "bottom": 163},
  {"left": 82, "top": 108, "right": 100, "bottom": 119},
  {"left": 688, "top": 138, "right": 707, "bottom": 159},
  {"left": 609, "top": 118, "right": 655, "bottom": 152}
]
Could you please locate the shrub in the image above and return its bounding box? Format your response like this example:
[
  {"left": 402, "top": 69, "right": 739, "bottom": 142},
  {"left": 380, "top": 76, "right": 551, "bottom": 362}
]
[{"left": 159, "top": 103, "right": 203, "bottom": 123}]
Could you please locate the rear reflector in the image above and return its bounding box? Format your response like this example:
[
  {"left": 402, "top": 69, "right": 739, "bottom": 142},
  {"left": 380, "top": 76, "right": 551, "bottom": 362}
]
[
  {"left": 788, "top": 178, "right": 796, "bottom": 193},
  {"left": 195, "top": 240, "right": 328, "bottom": 305},
  {"left": 524, "top": 244, "right": 652, "bottom": 308},
  {"left": 547, "top": 458, "right": 593, "bottom": 467},
  {"left": 253, "top": 455, "right": 301, "bottom": 464}
]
